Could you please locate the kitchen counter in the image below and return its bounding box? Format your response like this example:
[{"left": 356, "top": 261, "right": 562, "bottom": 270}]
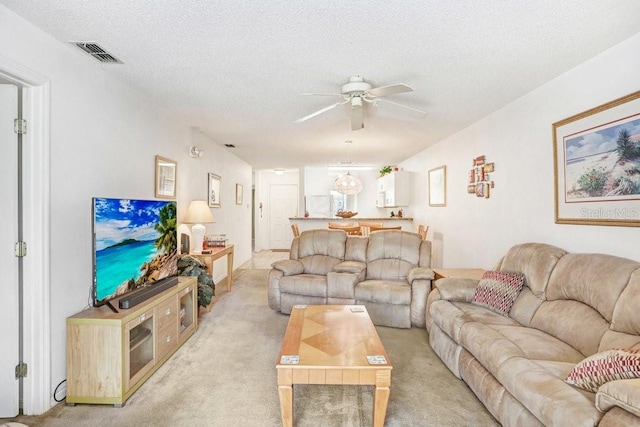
[
  {"left": 290, "top": 217, "right": 413, "bottom": 221},
  {"left": 290, "top": 217, "right": 414, "bottom": 233}
]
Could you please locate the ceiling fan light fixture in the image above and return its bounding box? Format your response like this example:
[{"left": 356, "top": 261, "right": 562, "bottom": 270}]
[
  {"left": 334, "top": 172, "right": 363, "bottom": 195},
  {"left": 294, "top": 75, "right": 421, "bottom": 130}
]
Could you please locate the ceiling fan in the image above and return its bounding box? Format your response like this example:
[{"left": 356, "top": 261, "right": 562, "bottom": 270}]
[{"left": 293, "top": 75, "right": 426, "bottom": 131}]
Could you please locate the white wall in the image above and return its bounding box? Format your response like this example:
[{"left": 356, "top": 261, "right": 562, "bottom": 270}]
[
  {"left": 401, "top": 31, "right": 640, "bottom": 268},
  {"left": 0, "top": 5, "right": 252, "bottom": 411},
  {"left": 183, "top": 130, "right": 252, "bottom": 281}
]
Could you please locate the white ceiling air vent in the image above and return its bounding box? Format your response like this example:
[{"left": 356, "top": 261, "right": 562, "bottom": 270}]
[{"left": 71, "top": 42, "right": 123, "bottom": 64}]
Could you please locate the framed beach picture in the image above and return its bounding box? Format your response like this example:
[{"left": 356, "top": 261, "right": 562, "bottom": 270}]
[
  {"left": 553, "top": 90, "right": 640, "bottom": 226},
  {"left": 208, "top": 173, "right": 221, "bottom": 208},
  {"left": 155, "top": 155, "right": 177, "bottom": 199},
  {"left": 428, "top": 165, "right": 446, "bottom": 207}
]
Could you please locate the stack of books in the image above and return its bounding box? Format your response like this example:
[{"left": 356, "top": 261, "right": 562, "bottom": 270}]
[{"left": 205, "top": 234, "right": 228, "bottom": 247}]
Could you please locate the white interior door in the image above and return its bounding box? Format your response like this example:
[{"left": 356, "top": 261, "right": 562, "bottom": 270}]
[
  {"left": 269, "top": 184, "right": 298, "bottom": 250},
  {"left": 0, "top": 84, "right": 20, "bottom": 417}
]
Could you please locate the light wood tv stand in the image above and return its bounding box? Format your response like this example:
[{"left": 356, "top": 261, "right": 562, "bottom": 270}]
[{"left": 66, "top": 276, "right": 198, "bottom": 407}]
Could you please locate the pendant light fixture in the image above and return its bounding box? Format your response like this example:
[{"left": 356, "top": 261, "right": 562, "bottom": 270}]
[
  {"left": 334, "top": 141, "right": 364, "bottom": 195},
  {"left": 334, "top": 172, "right": 363, "bottom": 194}
]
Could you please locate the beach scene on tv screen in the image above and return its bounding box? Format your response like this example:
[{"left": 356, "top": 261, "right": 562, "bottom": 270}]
[{"left": 94, "top": 198, "right": 177, "bottom": 303}]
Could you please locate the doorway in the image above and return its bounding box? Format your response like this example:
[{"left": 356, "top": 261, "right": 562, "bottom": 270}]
[
  {"left": 0, "top": 83, "right": 20, "bottom": 417},
  {"left": 0, "top": 60, "right": 51, "bottom": 415},
  {"left": 268, "top": 184, "right": 298, "bottom": 250}
]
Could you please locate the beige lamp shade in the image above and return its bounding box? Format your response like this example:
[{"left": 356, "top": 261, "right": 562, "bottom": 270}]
[
  {"left": 184, "top": 200, "right": 215, "bottom": 224},
  {"left": 184, "top": 200, "right": 214, "bottom": 254}
]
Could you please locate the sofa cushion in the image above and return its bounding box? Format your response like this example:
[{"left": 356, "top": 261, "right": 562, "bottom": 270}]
[
  {"left": 531, "top": 299, "right": 610, "bottom": 357},
  {"left": 430, "top": 300, "right": 520, "bottom": 342},
  {"left": 498, "top": 357, "right": 603, "bottom": 426},
  {"left": 298, "top": 229, "right": 347, "bottom": 259},
  {"left": 547, "top": 253, "right": 639, "bottom": 323},
  {"left": 345, "top": 235, "right": 368, "bottom": 262},
  {"left": 407, "top": 267, "right": 435, "bottom": 283},
  {"left": 300, "top": 255, "right": 343, "bottom": 276},
  {"left": 596, "top": 378, "right": 640, "bottom": 418},
  {"left": 460, "top": 323, "right": 585, "bottom": 379},
  {"left": 497, "top": 243, "right": 566, "bottom": 298},
  {"left": 611, "top": 268, "right": 640, "bottom": 336},
  {"left": 355, "top": 280, "right": 411, "bottom": 305},
  {"left": 280, "top": 274, "right": 327, "bottom": 298},
  {"left": 366, "top": 231, "right": 422, "bottom": 280},
  {"left": 271, "top": 259, "right": 304, "bottom": 276},
  {"left": 333, "top": 260, "right": 366, "bottom": 274},
  {"left": 472, "top": 271, "right": 524, "bottom": 316},
  {"left": 566, "top": 348, "right": 640, "bottom": 393}
]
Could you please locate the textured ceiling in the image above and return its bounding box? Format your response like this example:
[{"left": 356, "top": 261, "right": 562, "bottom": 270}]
[{"left": 2, "top": 1, "right": 640, "bottom": 170}]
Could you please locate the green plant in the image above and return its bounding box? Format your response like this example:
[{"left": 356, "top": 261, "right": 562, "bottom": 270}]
[
  {"left": 616, "top": 128, "right": 640, "bottom": 161},
  {"left": 177, "top": 255, "right": 215, "bottom": 307},
  {"left": 379, "top": 165, "right": 393, "bottom": 176},
  {"left": 577, "top": 167, "right": 608, "bottom": 197}
]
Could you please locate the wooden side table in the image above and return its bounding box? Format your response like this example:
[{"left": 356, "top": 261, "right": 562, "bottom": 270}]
[
  {"left": 432, "top": 268, "right": 486, "bottom": 281},
  {"left": 190, "top": 244, "right": 235, "bottom": 292}
]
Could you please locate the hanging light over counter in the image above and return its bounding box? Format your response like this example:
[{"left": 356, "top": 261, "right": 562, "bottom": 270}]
[{"left": 334, "top": 172, "right": 363, "bottom": 195}]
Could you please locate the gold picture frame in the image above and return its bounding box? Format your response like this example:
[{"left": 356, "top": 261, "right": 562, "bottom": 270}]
[
  {"left": 208, "top": 173, "right": 221, "bottom": 207},
  {"left": 154, "top": 155, "right": 177, "bottom": 199},
  {"left": 236, "top": 183, "right": 243, "bottom": 205},
  {"left": 553, "top": 90, "right": 640, "bottom": 226}
]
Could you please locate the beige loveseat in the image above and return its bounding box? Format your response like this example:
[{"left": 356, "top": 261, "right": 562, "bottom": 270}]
[
  {"left": 427, "top": 243, "right": 640, "bottom": 426},
  {"left": 268, "top": 229, "right": 433, "bottom": 328}
]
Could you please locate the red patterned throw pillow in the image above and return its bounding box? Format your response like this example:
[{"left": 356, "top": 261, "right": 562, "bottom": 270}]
[
  {"left": 472, "top": 271, "right": 524, "bottom": 316},
  {"left": 566, "top": 348, "right": 640, "bottom": 393}
]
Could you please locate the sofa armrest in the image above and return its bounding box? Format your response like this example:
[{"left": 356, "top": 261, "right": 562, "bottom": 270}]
[
  {"left": 408, "top": 267, "right": 434, "bottom": 284},
  {"left": 597, "top": 379, "right": 640, "bottom": 418},
  {"left": 433, "top": 277, "right": 479, "bottom": 303},
  {"left": 333, "top": 260, "right": 366, "bottom": 274},
  {"left": 271, "top": 259, "right": 304, "bottom": 276}
]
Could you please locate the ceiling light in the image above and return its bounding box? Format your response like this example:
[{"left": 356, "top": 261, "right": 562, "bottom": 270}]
[
  {"left": 189, "top": 145, "right": 204, "bottom": 158},
  {"left": 274, "top": 169, "right": 285, "bottom": 175},
  {"left": 334, "top": 172, "right": 363, "bottom": 195}
]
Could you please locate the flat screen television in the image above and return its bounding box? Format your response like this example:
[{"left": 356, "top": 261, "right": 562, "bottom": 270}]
[{"left": 92, "top": 197, "right": 178, "bottom": 311}]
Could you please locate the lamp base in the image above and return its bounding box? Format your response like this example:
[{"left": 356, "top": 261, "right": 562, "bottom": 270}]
[{"left": 191, "top": 223, "right": 205, "bottom": 254}]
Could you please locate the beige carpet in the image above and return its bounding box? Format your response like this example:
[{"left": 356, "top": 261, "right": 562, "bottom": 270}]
[{"left": 9, "top": 267, "right": 499, "bottom": 426}]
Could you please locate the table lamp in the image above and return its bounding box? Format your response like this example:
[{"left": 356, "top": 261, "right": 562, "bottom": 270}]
[{"left": 183, "top": 200, "right": 215, "bottom": 254}]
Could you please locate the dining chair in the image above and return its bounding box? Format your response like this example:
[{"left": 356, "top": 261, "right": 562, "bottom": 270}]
[
  {"left": 291, "top": 223, "right": 300, "bottom": 237},
  {"left": 370, "top": 225, "right": 402, "bottom": 233},
  {"left": 418, "top": 224, "right": 428, "bottom": 240},
  {"left": 328, "top": 221, "right": 354, "bottom": 229},
  {"left": 358, "top": 221, "right": 384, "bottom": 228}
]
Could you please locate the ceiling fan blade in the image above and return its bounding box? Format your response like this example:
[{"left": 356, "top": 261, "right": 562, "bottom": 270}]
[
  {"left": 293, "top": 100, "right": 347, "bottom": 124},
  {"left": 301, "top": 92, "right": 343, "bottom": 97},
  {"left": 366, "top": 83, "right": 413, "bottom": 97},
  {"left": 377, "top": 98, "right": 426, "bottom": 115},
  {"left": 351, "top": 103, "right": 364, "bottom": 131}
]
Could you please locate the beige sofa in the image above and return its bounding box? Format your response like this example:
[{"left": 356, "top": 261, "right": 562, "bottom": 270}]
[
  {"left": 426, "top": 243, "right": 640, "bottom": 426},
  {"left": 268, "top": 229, "right": 433, "bottom": 328}
]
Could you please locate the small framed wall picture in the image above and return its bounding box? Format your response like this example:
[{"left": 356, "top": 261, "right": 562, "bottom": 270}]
[
  {"left": 428, "top": 165, "right": 446, "bottom": 207},
  {"left": 208, "top": 173, "right": 221, "bottom": 207},
  {"left": 155, "top": 155, "right": 177, "bottom": 199},
  {"left": 236, "top": 183, "right": 243, "bottom": 205}
]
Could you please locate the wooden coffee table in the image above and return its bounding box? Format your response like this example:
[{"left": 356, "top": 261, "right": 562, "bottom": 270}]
[{"left": 276, "top": 305, "right": 392, "bottom": 427}]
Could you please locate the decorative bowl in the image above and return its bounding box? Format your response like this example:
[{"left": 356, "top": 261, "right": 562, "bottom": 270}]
[{"left": 336, "top": 211, "right": 357, "bottom": 218}]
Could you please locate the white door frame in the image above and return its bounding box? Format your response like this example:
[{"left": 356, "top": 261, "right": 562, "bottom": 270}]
[{"left": 0, "top": 57, "right": 51, "bottom": 415}]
